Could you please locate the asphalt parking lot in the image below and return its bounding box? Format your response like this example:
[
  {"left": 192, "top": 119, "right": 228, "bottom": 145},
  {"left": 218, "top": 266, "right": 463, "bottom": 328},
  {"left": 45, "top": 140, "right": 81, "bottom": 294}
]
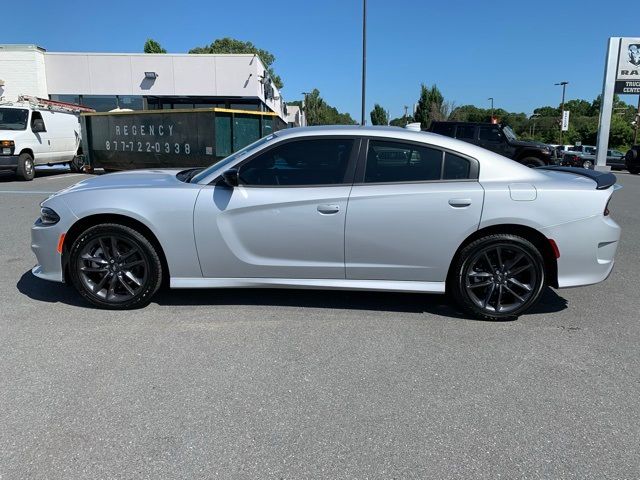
[{"left": 1, "top": 167, "right": 639, "bottom": 479}]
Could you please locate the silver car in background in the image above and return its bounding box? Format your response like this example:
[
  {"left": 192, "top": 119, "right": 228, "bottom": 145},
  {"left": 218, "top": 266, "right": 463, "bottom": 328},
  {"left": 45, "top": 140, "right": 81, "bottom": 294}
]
[{"left": 31, "top": 126, "right": 621, "bottom": 320}]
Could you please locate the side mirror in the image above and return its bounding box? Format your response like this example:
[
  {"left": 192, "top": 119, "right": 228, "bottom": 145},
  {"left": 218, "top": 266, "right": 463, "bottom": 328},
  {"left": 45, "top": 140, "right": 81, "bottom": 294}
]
[
  {"left": 221, "top": 168, "right": 239, "bottom": 187},
  {"left": 32, "top": 119, "right": 46, "bottom": 133}
]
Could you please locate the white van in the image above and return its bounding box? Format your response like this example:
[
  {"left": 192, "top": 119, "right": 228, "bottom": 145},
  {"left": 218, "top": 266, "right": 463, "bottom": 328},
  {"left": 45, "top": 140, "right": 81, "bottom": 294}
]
[{"left": 0, "top": 100, "right": 83, "bottom": 181}]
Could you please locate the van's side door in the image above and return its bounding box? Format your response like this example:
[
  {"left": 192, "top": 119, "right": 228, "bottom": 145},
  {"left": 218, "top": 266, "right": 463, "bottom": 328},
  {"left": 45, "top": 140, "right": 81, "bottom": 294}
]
[{"left": 28, "top": 111, "right": 52, "bottom": 164}]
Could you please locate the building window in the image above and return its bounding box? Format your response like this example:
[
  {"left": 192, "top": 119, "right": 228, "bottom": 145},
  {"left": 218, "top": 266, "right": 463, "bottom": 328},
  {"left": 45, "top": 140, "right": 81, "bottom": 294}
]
[
  {"left": 118, "top": 96, "right": 143, "bottom": 110},
  {"left": 80, "top": 95, "right": 118, "bottom": 112},
  {"left": 49, "top": 95, "right": 80, "bottom": 105}
]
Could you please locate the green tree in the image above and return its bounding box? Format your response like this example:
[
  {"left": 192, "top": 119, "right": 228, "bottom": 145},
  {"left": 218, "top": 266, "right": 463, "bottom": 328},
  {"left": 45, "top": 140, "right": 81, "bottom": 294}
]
[
  {"left": 189, "top": 37, "right": 283, "bottom": 89},
  {"left": 144, "top": 39, "right": 166, "bottom": 54},
  {"left": 389, "top": 115, "right": 414, "bottom": 127},
  {"left": 414, "top": 84, "right": 445, "bottom": 129},
  {"left": 370, "top": 104, "right": 389, "bottom": 125},
  {"left": 302, "top": 89, "right": 356, "bottom": 126}
]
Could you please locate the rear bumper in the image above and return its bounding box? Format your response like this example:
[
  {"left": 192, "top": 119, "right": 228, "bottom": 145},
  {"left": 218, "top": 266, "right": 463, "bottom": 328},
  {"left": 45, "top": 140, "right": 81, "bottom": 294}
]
[
  {"left": 542, "top": 214, "right": 621, "bottom": 288},
  {"left": 0, "top": 155, "right": 19, "bottom": 170}
]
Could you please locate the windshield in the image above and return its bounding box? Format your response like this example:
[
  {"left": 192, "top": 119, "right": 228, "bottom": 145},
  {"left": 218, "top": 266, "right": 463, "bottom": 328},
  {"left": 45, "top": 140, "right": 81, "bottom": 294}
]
[
  {"left": 0, "top": 108, "right": 29, "bottom": 131},
  {"left": 190, "top": 134, "right": 277, "bottom": 183},
  {"left": 502, "top": 125, "right": 518, "bottom": 141}
]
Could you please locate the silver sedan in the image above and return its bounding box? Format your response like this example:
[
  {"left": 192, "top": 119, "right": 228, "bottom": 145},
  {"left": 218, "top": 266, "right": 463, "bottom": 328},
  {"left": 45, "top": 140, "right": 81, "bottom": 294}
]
[{"left": 31, "top": 126, "right": 621, "bottom": 320}]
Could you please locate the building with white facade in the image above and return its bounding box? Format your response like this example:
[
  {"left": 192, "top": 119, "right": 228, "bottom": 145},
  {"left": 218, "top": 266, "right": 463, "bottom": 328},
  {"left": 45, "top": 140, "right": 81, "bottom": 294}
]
[{"left": 0, "top": 44, "right": 301, "bottom": 126}]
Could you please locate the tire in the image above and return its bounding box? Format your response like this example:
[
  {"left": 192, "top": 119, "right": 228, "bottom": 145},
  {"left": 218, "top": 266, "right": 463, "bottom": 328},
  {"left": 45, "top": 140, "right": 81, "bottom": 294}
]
[
  {"left": 626, "top": 147, "right": 639, "bottom": 173},
  {"left": 449, "top": 234, "right": 546, "bottom": 321},
  {"left": 520, "top": 157, "right": 545, "bottom": 168},
  {"left": 582, "top": 159, "right": 594, "bottom": 169},
  {"left": 68, "top": 223, "right": 163, "bottom": 309},
  {"left": 16, "top": 152, "right": 35, "bottom": 181},
  {"left": 69, "top": 156, "right": 84, "bottom": 173}
]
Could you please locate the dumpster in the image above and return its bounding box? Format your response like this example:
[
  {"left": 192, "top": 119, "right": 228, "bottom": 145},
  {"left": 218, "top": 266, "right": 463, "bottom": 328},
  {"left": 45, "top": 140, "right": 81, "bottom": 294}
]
[{"left": 81, "top": 108, "right": 285, "bottom": 171}]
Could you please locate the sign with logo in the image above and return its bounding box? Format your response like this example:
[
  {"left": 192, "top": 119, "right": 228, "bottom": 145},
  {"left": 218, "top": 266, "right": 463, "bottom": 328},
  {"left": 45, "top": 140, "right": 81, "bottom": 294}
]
[
  {"left": 615, "top": 37, "right": 640, "bottom": 94},
  {"left": 561, "top": 110, "right": 570, "bottom": 131}
]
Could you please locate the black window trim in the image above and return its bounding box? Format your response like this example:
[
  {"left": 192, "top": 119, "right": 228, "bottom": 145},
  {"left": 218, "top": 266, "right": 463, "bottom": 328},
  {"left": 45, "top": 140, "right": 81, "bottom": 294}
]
[
  {"left": 210, "top": 135, "right": 362, "bottom": 188},
  {"left": 353, "top": 137, "right": 480, "bottom": 185}
]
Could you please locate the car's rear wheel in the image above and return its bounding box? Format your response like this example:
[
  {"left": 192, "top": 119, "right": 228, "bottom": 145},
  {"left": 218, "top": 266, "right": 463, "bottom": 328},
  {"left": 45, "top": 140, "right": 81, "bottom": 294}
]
[
  {"left": 450, "top": 234, "right": 546, "bottom": 321},
  {"left": 521, "top": 157, "right": 545, "bottom": 168},
  {"left": 16, "top": 152, "right": 35, "bottom": 181},
  {"left": 582, "top": 159, "right": 594, "bottom": 169},
  {"left": 68, "top": 223, "right": 162, "bottom": 309}
]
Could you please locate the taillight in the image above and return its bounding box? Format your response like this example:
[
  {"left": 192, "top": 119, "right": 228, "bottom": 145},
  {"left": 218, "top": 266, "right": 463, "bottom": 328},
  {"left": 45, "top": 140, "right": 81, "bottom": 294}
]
[{"left": 604, "top": 198, "right": 611, "bottom": 216}]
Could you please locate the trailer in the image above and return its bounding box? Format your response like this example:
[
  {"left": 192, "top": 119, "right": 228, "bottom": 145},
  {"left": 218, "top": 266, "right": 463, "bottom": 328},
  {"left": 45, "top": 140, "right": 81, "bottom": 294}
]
[{"left": 80, "top": 107, "right": 285, "bottom": 171}]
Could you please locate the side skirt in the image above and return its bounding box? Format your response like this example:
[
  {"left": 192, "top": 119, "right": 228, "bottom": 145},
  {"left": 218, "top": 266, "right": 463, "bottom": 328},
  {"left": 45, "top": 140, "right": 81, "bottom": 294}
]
[{"left": 170, "top": 277, "right": 446, "bottom": 294}]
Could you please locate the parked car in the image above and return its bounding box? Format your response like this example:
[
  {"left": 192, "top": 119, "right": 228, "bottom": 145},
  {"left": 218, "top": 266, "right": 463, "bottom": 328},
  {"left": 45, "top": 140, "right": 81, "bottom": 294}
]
[
  {"left": 31, "top": 126, "right": 621, "bottom": 320},
  {"left": 0, "top": 97, "right": 88, "bottom": 180},
  {"left": 606, "top": 149, "right": 627, "bottom": 170},
  {"left": 428, "top": 121, "right": 554, "bottom": 167},
  {"left": 563, "top": 146, "right": 629, "bottom": 170},
  {"left": 561, "top": 145, "right": 596, "bottom": 169}
]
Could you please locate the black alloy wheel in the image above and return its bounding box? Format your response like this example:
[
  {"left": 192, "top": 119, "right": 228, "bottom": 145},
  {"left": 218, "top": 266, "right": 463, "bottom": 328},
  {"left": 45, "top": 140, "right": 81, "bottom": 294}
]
[
  {"left": 451, "top": 234, "right": 546, "bottom": 320},
  {"left": 69, "top": 224, "right": 162, "bottom": 309}
]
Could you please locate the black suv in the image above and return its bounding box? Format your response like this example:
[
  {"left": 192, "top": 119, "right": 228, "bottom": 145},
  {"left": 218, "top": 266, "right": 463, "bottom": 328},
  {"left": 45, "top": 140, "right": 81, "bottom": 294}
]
[{"left": 428, "top": 121, "right": 554, "bottom": 167}]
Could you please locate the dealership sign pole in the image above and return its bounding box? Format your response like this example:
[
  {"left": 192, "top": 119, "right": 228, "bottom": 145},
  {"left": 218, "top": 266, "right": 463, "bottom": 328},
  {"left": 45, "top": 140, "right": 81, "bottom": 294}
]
[{"left": 596, "top": 37, "right": 640, "bottom": 170}]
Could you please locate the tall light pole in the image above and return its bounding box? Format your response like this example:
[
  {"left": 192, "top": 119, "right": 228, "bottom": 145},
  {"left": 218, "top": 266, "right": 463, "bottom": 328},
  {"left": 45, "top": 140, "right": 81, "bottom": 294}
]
[
  {"left": 488, "top": 97, "right": 494, "bottom": 121},
  {"left": 361, "top": 0, "right": 367, "bottom": 126},
  {"left": 555, "top": 81, "right": 569, "bottom": 145}
]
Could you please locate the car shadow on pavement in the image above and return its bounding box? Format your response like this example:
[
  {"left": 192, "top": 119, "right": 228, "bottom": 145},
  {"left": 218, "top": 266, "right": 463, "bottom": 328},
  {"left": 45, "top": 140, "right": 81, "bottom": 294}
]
[
  {"left": 16, "top": 270, "right": 87, "bottom": 308},
  {"left": 16, "top": 270, "right": 568, "bottom": 320}
]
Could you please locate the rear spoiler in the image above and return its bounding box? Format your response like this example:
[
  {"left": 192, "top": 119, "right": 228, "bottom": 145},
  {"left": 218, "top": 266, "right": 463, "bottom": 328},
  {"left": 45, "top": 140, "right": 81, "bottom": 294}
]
[{"left": 536, "top": 166, "right": 617, "bottom": 190}]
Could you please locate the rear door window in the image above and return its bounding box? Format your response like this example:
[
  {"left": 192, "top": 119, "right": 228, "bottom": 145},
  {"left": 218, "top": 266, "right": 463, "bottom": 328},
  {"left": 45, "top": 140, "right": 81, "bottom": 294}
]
[
  {"left": 455, "top": 125, "right": 475, "bottom": 140},
  {"left": 478, "top": 126, "right": 502, "bottom": 143}
]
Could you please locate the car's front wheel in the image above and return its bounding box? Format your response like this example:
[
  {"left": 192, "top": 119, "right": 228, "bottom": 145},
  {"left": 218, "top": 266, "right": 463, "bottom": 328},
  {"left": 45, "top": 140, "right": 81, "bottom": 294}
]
[
  {"left": 450, "top": 234, "right": 546, "bottom": 321},
  {"left": 68, "top": 223, "right": 163, "bottom": 309},
  {"left": 582, "top": 159, "right": 594, "bottom": 169}
]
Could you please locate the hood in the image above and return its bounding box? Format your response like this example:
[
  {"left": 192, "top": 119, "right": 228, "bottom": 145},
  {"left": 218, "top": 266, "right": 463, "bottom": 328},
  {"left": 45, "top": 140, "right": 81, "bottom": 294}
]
[{"left": 51, "top": 169, "right": 185, "bottom": 197}]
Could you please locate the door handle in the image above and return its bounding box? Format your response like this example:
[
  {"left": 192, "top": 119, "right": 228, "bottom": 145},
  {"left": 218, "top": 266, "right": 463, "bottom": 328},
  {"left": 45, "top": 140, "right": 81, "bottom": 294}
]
[
  {"left": 317, "top": 204, "right": 340, "bottom": 214},
  {"left": 448, "top": 198, "right": 472, "bottom": 208}
]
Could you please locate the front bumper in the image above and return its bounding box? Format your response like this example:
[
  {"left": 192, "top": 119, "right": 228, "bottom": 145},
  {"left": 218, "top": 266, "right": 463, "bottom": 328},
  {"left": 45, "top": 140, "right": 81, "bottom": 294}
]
[
  {"left": 31, "top": 219, "right": 65, "bottom": 282},
  {"left": 542, "top": 214, "right": 621, "bottom": 288},
  {"left": 0, "top": 155, "right": 19, "bottom": 170}
]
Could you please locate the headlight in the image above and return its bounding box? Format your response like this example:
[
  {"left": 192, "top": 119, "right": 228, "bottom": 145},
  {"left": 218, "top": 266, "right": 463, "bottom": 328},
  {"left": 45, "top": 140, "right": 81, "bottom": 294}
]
[{"left": 40, "top": 207, "right": 60, "bottom": 225}]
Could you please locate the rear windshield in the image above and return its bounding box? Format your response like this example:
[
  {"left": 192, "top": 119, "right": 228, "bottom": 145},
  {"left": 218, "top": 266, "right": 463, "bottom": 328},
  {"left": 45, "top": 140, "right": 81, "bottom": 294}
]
[{"left": 0, "top": 108, "right": 29, "bottom": 131}]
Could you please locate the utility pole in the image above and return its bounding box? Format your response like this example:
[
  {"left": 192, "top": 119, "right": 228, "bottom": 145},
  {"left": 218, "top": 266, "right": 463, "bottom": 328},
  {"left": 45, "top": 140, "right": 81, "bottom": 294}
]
[
  {"left": 403, "top": 105, "right": 408, "bottom": 124},
  {"left": 361, "top": 0, "right": 367, "bottom": 126},
  {"left": 488, "top": 97, "right": 494, "bottom": 121},
  {"left": 555, "top": 81, "right": 568, "bottom": 146}
]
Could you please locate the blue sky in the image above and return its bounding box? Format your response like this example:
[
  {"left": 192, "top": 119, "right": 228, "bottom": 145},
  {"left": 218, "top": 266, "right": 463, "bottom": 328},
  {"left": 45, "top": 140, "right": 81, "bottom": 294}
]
[{"left": 3, "top": 0, "right": 637, "bottom": 120}]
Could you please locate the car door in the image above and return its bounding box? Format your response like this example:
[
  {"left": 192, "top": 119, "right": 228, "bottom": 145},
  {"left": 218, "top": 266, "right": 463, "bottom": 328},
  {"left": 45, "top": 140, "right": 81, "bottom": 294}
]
[
  {"left": 194, "top": 136, "right": 359, "bottom": 279},
  {"left": 345, "top": 138, "right": 483, "bottom": 283}
]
